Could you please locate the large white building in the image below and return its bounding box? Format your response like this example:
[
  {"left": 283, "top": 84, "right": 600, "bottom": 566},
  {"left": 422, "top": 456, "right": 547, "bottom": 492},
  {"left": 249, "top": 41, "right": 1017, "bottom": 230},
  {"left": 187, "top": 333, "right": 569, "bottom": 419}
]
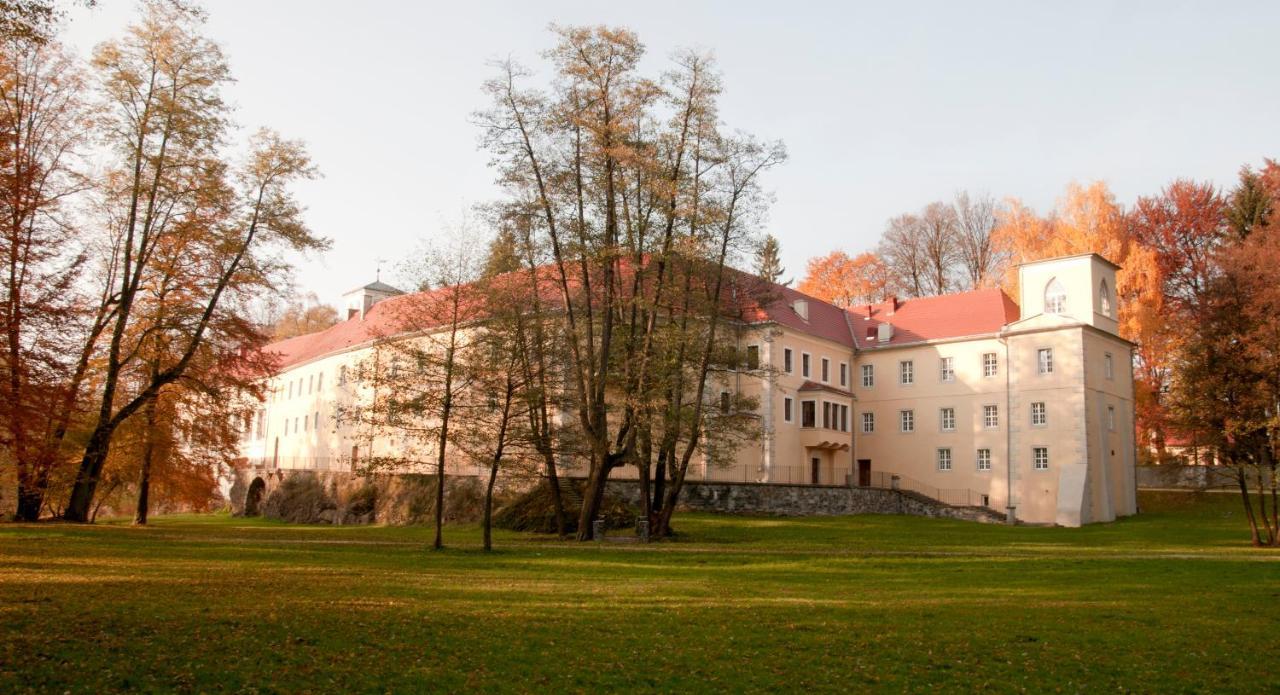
[{"left": 237, "top": 253, "right": 1136, "bottom": 526}]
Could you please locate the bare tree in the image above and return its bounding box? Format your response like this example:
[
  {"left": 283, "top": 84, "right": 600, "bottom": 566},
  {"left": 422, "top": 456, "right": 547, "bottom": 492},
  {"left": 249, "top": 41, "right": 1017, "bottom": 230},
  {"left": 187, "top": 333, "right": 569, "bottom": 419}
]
[
  {"left": 953, "top": 191, "right": 1003, "bottom": 289},
  {"left": 877, "top": 213, "right": 926, "bottom": 297}
]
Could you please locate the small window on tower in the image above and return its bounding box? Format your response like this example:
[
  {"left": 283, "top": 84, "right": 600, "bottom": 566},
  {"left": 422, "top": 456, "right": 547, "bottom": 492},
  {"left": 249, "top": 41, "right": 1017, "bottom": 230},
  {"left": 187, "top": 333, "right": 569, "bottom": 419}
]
[{"left": 1045, "top": 278, "right": 1067, "bottom": 314}]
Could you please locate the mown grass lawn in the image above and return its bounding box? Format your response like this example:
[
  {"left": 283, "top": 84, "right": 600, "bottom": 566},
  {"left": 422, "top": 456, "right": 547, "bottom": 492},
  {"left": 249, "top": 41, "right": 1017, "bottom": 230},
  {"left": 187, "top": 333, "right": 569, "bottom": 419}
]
[{"left": 1, "top": 491, "right": 1276, "bottom": 693}]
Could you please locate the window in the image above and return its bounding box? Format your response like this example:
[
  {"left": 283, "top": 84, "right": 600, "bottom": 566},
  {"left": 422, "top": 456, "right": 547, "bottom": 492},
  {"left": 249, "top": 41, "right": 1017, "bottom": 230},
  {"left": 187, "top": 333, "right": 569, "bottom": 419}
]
[
  {"left": 821, "top": 358, "right": 830, "bottom": 383},
  {"left": 822, "top": 402, "right": 832, "bottom": 429},
  {"left": 1037, "top": 348, "right": 1054, "bottom": 375},
  {"left": 745, "top": 345, "right": 760, "bottom": 370},
  {"left": 862, "top": 412, "right": 875, "bottom": 434},
  {"left": 784, "top": 348, "right": 793, "bottom": 373},
  {"left": 1045, "top": 277, "right": 1067, "bottom": 314},
  {"left": 801, "top": 400, "right": 816, "bottom": 428},
  {"left": 937, "top": 448, "right": 952, "bottom": 471},
  {"left": 1033, "top": 446, "right": 1050, "bottom": 471},
  {"left": 983, "top": 404, "right": 999, "bottom": 429},
  {"left": 295, "top": 416, "right": 301, "bottom": 433},
  {"left": 314, "top": 412, "right": 320, "bottom": 430},
  {"left": 839, "top": 363, "right": 848, "bottom": 387},
  {"left": 338, "top": 365, "right": 347, "bottom": 385},
  {"left": 861, "top": 364, "right": 874, "bottom": 387},
  {"left": 940, "top": 357, "right": 955, "bottom": 383},
  {"left": 720, "top": 391, "right": 731, "bottom": 414},
  {"left": 976, "top": 448, "right": 992, "bottom": 471},
  {"left": 900, "top": 409, "right": 915, "bottom": 433},
  {"left": 802, "top": 353, "right": 811, "bottom": 378},
  {"left": 899, "top": 360, "right": 914, "bottom": 385},
  {"left": 288, "top": 381, "right": 294, "bottom": 399},
  {"left": 1100, "top": 279, "right": 1112, "bottom": 317},
  {"left": 308, "top": 374, "right": 314, "bottom": 394},
  {"left": 783, "top": 397, "right": 793, "bottom": 423},
  {"left": 317, "top": 372, "right": 323, "bottom": 390},
  {"left": 1031, "top": 401, "right": 1047, "bottom": 426},
  {"left": 1107, "top": 405, "right": 1116, "bottom": 431},
  {"left": 840, "top": 405, "right": 849, "bottom": 432},
  {"left": 256, "top": 411, "right": 266, "bottom": 440},
  {"left": 940, "top": 407, "right": 956, "bottom": 432},
  {"left": 983, "top": 352, "right": 997, "bottom": 378},
  {"left": 284, "top": 419, "right": 289, "bottom": 435},
  {"left": 1104, "top": 352, "right": 1114, "bottom": 380}
]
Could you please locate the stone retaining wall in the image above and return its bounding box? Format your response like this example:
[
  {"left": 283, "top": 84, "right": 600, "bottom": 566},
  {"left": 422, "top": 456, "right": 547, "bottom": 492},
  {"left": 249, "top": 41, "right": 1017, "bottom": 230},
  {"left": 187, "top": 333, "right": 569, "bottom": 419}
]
[
  {"left": 1135, "top": 465, "right": 1233, "bottom": 490},
  {"left": 603, "top": 479, "right": 1007, "bottom": 524}
]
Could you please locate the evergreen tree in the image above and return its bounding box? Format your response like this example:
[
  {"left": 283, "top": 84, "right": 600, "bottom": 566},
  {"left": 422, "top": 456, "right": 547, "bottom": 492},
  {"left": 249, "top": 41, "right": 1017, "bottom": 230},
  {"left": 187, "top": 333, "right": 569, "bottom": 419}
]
[
  {"left": 755, "top": 234, "right": 788, "bottom": 285},
  {"left": 1225, "top": 168, "right": 1272, "bottom": 240}
]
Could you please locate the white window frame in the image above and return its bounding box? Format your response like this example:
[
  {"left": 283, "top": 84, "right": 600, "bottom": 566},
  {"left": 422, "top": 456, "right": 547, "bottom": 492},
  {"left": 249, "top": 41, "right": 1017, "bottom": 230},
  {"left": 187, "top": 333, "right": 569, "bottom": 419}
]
[
  {"left": 1045, "top": 278, "right": 1067, "bottom": 314},
  {"left": 937, "top": 448, "right": 953, "bottom": 471},
  {"left": 802, "top": 352, "right": 812, "bottom": 379},
  {"left": 745, "top": 344, "right": 761, "bottom": 371},
  {"left": 899, "top": 409, "right": 915, "bottom": 433},
  {"left": 1038, "top": 347, "right": 1054, "bottom": 375},
  {"left": 982, "top": 352, "right": 998, "bottom": 378},
  {"left": 1033, "top": 446, "right": 1050, "bottom": 471},
  {"left": 784, "top": 348, "right": 794, "bottom": 374},
  {"left": 983, "top": 404, "right": 999, "bottom": 430},
  {"left": 1107, "top": 405, "right": 1116, "bottom": 431},
  {"left": 819, "top": 357, "right": 829, "bottom": 383},
  {"left": 783, "top": 396, "right": 794, "bottom": 423},
  {"left": 1104, "top": 352, "right": 1114, "bottom": 380},
  {"left": 861, "top": 411, "right": 875, "bottom": 434},
  {"left": 940, "top": 407, "right": 956, "bottom": 432},
  {"left": 976, "top": 448, "right": 992, "bottom": 471},
  {"left": 861, "top": 364, "right": 874, "bottom": 388},
  {"left": 899, "top": 360, "right": 914, "bottom": 386},
  {"left": 940, "top": 356, "right": 955, "bottom": 383},
  {"left": 839, "top": 362, "right": 848, "bottom": 387},
  {"left": 1031, "top": 401, "right": 1047, "bottom": 427}
]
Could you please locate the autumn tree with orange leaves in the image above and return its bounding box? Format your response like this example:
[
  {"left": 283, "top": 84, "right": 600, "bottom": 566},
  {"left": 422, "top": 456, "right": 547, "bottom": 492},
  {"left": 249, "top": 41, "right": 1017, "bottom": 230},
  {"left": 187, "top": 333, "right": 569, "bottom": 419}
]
[{"left": 797, "top": 251, "right": 888, "bottom": 307}]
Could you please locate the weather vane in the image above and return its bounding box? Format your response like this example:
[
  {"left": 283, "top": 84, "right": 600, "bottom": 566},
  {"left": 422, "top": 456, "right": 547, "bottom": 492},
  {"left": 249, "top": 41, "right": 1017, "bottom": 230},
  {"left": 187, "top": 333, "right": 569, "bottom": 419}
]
[{"left": 375, "top": 257, "right": 387, "bottom": 282}]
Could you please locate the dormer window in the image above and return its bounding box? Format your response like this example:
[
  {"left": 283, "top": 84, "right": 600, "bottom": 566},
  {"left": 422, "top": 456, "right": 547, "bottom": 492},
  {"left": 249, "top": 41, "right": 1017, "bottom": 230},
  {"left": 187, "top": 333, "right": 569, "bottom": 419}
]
[
  {"left": 1045, "top": 278, "right": 1067, "bottom": 315},
  {"left": 1099, "top": 279, "right": 1112, "bottom": 317}
]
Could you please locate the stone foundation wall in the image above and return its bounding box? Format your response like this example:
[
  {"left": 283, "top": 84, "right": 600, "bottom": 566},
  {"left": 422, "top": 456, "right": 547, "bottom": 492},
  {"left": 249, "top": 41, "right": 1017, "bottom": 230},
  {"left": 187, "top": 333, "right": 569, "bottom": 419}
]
[
  {"left": 603, "top": 479, "right": 1007, "bottom": 524},
  {"left": 228, "top": 468, "right": 524, "bottom": 525},
  {"left": 1135, "top": 465, "right": 1233, "bottom": 490}
]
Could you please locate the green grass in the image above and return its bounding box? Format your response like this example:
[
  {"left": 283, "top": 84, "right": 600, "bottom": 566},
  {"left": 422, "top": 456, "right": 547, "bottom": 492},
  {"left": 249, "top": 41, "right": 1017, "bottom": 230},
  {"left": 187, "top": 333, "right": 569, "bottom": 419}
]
[{"left": 1, "top": 491, "right": 1276, "bottom": 693}]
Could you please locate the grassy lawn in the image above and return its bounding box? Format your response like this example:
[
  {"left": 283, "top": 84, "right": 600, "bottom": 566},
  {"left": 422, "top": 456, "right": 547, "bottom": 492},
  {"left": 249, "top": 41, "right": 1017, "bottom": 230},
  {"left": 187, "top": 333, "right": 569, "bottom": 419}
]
[{"left": 1, "top": 491, "right": 1276, "bottom": 693}]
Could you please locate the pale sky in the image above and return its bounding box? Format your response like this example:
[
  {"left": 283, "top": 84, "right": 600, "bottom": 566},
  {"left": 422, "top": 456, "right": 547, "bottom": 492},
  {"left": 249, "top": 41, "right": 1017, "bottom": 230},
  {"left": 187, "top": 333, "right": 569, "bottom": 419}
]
[{"left": 61, "top": 1, "right": 1280, "bottom": 307}]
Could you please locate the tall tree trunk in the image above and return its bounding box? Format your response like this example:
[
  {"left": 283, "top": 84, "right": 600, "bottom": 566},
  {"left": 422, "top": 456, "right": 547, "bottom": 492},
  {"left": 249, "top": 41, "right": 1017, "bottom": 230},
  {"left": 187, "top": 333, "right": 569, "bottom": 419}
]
[
  {"left": 133, "top": 394, "right": 159, "bottom": 525},
  {"left": 1234, "top": 465, "right": 1262, "bottom": 546}
]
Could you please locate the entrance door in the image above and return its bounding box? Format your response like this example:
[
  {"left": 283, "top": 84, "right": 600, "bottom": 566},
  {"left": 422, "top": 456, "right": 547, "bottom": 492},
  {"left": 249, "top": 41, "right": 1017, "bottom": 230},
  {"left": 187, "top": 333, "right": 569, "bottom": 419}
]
[
  {"left": 811, "top": 457, "right": 821, "bottom": 485},
  {"left": 858, "top": 459, "right": 872, "bottom": 487}
]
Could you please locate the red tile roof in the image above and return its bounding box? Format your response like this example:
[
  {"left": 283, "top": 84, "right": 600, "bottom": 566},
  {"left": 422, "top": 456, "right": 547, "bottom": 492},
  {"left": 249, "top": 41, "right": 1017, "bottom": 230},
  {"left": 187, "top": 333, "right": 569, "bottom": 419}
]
[
  {"left": 844, "top": 288, "right": 1020, "bottom": 349},
  {"left": 797, "top": 380, "right": 853, "bottom": 397},
  {"left": 262, "top": 269, "right": 1021, "bottom": 374}
]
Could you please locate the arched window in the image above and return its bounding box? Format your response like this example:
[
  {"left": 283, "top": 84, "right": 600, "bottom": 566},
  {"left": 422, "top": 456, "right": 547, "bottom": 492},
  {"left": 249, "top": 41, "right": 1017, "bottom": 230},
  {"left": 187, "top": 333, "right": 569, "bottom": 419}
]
[
  {"left": 1044, "top": 278, "right": 1067, "bottom": 314},
  {"left": 1099, "top": 279, "right": 1112, "bottom": 317}
]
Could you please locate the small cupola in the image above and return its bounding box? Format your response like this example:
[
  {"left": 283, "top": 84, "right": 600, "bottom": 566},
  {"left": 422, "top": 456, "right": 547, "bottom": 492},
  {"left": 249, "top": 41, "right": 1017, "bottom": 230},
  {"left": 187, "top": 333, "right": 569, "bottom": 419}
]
[{"left": 342, "top": 280, "right": 404, "bottom": 320}]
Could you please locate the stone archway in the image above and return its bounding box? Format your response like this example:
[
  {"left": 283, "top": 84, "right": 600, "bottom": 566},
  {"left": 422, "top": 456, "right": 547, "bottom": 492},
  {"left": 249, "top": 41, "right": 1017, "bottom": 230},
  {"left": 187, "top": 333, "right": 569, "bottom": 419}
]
[{"left": 244, "top": 477, "right": 266, "bottom": 516}]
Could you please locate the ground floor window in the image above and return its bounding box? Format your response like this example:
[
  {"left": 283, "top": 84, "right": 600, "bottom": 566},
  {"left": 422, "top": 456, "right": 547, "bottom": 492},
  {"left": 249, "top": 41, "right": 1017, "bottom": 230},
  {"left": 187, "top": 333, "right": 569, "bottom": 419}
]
[
  {"left": 937, "top": 448, "right": 952, "bottom": 471},
  {"left": 976, "top": 448, "right": 991, "bottom": 471},
  {"left": 862, "top": 412, "right": 874, "bottom": 434},
  {"left": 801, "top": 400, "right": 816, "bottom": 428}
]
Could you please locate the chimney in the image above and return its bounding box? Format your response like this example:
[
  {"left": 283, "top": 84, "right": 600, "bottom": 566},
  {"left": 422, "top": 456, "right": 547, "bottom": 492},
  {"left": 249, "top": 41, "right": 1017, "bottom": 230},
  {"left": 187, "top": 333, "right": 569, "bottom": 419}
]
[
  {"left": 886, "top": 296, "right": 898, "bottom": 316},
  {"left": 864, "top": 303, "right": 872, "bottom": 320},
  {"left": 792, "top": 299, "right": 809, "bottom": 321}
]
